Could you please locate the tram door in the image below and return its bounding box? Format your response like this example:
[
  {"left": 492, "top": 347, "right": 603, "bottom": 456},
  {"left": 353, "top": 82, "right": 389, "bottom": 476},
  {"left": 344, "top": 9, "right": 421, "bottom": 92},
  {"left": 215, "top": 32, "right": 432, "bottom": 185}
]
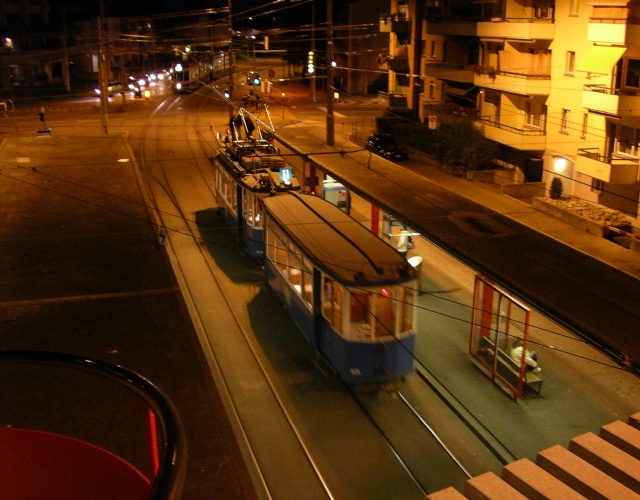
[{"left": 322, "top": 179, "right": 349, "bottom": 213}]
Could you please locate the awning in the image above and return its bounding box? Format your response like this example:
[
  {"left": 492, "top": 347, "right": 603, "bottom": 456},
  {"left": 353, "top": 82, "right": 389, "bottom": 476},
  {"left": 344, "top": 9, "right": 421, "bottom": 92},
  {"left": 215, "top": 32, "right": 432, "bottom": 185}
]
[{"left": 576, "top": 45, "right": 627, "bottom": 75}]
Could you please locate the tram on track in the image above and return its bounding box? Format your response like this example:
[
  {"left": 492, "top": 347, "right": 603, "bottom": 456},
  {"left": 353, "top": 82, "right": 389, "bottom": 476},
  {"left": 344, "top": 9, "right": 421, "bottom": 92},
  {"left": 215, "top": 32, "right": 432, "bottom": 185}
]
[
  {"left": 172, "top": 51, "right": 229, "bottom": 92},
  {"left": 215, "top": 136, "right": 301, "bottom": 258},
  {"left": 263, "top": 192, "right": 418, "bottom": 384}
]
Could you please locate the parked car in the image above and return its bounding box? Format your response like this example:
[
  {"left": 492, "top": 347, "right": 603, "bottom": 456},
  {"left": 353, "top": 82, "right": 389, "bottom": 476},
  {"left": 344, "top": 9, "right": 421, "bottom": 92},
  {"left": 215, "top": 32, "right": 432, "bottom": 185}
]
[{"left": 364, "top": 133, "right": 409, "bottom": 161}]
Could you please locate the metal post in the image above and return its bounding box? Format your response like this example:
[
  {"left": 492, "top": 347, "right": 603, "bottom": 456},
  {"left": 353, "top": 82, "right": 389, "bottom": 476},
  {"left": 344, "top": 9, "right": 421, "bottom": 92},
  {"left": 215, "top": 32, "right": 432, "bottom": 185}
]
[
  {"left": 326, "top": 0, "right": 334, "bottom": 147},
  {"left": 310, "top": 5, "right": 316, "bottom": 102}
]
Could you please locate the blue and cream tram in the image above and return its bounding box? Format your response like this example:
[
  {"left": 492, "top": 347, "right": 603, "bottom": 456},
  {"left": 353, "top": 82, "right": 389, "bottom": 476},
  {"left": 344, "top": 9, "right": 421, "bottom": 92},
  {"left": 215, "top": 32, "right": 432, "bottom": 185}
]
[
  {"left": 215, "top": 139, "right": 301, "bottom": 258},
  {"left": 172, "top": 51, "right": 229, "bottom": 92},
  {"left": 263, "top": 192, "right": 418, "bottom": 384}
]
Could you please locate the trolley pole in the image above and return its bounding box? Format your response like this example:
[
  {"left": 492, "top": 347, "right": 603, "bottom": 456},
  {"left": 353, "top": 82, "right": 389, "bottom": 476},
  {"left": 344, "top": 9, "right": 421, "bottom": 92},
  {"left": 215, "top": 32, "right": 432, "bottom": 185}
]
[{"left": 326, "top": 0, "right": 334, "bottom": 147}]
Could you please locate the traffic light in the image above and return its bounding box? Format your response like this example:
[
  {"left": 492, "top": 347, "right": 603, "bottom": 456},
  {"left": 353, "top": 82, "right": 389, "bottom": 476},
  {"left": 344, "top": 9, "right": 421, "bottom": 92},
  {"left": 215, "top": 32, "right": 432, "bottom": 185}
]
[
  {"left": 223, "top": 89, "right": 230, "bottom": 99},
  {"left": 307, "top": 51, "right": 314, "bottom": 74},
  {"left": 38, "top": 112, "right": 44, "bottom": 122}
]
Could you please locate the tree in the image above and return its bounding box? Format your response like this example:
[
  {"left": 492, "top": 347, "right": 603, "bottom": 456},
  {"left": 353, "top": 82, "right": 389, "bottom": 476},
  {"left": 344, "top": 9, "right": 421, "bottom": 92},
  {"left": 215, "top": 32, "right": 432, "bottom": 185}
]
[{"left": 550, "top": 177, "right": 564, "bottom": 199}]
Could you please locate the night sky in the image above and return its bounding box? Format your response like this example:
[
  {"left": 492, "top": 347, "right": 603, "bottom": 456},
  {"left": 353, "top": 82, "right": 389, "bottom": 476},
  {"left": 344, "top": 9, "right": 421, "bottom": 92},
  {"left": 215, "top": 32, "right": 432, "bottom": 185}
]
[{"left": 48, "top": 0, "right": 324, "bottom": 27}]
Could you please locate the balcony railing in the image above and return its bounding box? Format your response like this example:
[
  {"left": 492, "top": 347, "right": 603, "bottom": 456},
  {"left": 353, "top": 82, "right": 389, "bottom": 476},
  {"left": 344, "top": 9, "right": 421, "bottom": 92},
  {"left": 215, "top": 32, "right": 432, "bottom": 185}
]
[
  {"left": 582, "top": 84, "right": 640, "bottom": 118},
  {"left": 577, "top": 148, "right": 639, "bottom": 184},
  {"left": 476, "top": 116, "right": 546, "bottom": 150},
  {"left": 477, "top": 18, "right": 555, "bottom": 40},
  {"left": 588, "top": 5, "right": 640, "bottom": 44}
]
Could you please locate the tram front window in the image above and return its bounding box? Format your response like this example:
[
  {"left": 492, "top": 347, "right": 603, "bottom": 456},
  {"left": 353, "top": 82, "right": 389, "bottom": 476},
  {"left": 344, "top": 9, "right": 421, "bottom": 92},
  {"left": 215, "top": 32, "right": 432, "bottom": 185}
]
[{"left": 370, "top": 293, "right": 396, "bottom": 338}]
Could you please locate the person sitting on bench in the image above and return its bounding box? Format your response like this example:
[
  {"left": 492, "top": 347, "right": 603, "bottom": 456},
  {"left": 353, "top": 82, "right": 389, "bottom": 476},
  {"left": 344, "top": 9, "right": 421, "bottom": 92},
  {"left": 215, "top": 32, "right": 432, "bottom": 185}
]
[{"left": 511, "top": 340, "right": 541, "bottom": 374}]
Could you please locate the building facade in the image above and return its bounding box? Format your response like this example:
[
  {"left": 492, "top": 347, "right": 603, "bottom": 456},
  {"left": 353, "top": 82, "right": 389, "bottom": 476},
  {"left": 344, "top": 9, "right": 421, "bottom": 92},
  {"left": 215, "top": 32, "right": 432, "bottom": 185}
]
[{"left": 383, "top": 0, "right": 640, "bottom": 219}]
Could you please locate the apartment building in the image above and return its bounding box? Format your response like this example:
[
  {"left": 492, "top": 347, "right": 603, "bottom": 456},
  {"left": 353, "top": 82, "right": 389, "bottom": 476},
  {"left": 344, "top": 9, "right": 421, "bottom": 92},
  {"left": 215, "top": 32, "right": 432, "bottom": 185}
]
[{"left": 384, "top": 0, "right": 640, "bottom": 219}]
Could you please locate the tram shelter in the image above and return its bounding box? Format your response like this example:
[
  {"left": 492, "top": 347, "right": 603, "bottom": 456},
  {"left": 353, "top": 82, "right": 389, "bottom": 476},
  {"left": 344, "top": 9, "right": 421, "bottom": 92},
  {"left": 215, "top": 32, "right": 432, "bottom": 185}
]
[{"left": 469, "top": 275, "right": 543, "bottom": 400}]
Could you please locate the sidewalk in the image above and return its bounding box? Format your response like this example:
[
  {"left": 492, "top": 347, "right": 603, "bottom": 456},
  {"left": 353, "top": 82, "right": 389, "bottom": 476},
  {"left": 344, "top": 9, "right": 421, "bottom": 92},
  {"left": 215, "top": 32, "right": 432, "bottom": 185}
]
[{"left": 272, "top": 96, "right": 640, "bottom": 466}]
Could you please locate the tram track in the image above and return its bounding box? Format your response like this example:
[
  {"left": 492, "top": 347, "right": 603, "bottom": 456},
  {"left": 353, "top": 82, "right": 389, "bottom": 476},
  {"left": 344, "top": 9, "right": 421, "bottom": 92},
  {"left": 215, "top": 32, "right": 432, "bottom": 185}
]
[
  {"left": 131, "top": 83, "right": 505, "bottom": 497},
  {"left": 136, "top": 84, "right": 334, "bottom": 498}
]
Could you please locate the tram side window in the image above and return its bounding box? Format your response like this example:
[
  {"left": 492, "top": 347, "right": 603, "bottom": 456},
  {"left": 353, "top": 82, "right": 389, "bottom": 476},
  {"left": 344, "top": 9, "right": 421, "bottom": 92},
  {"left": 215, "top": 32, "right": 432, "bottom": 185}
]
[
  {"left": 400, "top": 287, "right": 414, "bottom": 333},
  {"left": 301, "top": 258, "right": 313, "bottom": 306},
  {"left": 243, "top": 190, "right": 254, "bottom": 225},
  {"left": 231, "top": 184, "right": 237, "bottom": 211},
  {"left": 289, "top": 255, "right": 302, "bottom": 292},
  {"left": 322, "top": 279, "right": 344, "bottom": 333},
  {"left": 266, "top": 223, "right": 277, "bottom": 261},
  {"left": 274, "top": 234, "right": 287, "bottom": 274},
  {"left": 253, "top": 196, "right": 262, "bottom": 228}
]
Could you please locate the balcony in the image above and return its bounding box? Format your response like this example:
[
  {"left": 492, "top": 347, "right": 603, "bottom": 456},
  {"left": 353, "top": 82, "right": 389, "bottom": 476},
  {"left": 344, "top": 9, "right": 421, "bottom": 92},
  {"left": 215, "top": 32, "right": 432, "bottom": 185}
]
[
  {"left": 576, "top": 148, "right": 639, "bottom": 184},
  {"left": 477, "top": 18, "right": 555, "bottom": 41},
  {"left": 424, "top": 63, "right": 475, "bottom": 84},
  {"left": 426, "top": 20, "right": 477, "bottom": 37},
  {"left": 379, "top": 15, "right": 411, "bottom": 34},
  {"left": 474, "top": 51, "right": 551, "bottom": 95},
  {"left": 588, "top": 4, "right": 640, "bottom": 45},
  {"left": 476, "top": 118, "right": 546, "bottom": 151},
  {"left": 582, "top": 85, "right": 640, "bottom": 118}
]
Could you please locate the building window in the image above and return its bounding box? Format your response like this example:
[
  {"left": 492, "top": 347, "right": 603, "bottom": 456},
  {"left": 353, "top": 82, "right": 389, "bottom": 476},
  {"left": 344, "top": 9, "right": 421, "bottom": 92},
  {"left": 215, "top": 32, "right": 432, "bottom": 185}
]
[
  {"left": 431, "top": 40, "right": 437, "bottom": 59},
  {"left": 625, "top": 59, "right": 640, "bottom": 88},
  {"left": 566, "top": 51, "right": 575, "bottom": 76},
  {"left": 429, "top": 81, "right": 435, "bottom": 99},
  {"left": 591, "top": 178, "right": 604, "bottom": 194},
  {"left": 525, "top": 101, "right": 545, "bottom": 130},
  {"left": 570, "top": 0, "right": 579, "bottom": 16},
  {"left": 581, "top": 113, "right": 588, "bottom": 139},
  {"left": 617, "top": 125, "right": 640, "bottom": 157},
  {"left": 561, "top": 109, "right": 570, "bottom": 134}
]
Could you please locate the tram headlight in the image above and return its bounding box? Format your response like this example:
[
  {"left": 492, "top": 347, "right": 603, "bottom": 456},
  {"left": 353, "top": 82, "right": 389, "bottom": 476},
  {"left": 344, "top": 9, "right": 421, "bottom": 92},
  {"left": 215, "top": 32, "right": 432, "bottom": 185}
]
[{"left": 175, "top": 82, "right": 182, "bottom": 90}]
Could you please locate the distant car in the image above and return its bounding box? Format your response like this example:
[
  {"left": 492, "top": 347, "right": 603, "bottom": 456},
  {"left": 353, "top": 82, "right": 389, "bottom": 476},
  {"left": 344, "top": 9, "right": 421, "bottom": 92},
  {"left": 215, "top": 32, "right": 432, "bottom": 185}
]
[
  {"left": 95, "top": 81, "right": 123, "bottom": 97},
  {"left": 246, "top": 71, "right": 261, "bottom": 85},
  {"left": 364, "top": 133, "right": 409, "bottom": 161}
]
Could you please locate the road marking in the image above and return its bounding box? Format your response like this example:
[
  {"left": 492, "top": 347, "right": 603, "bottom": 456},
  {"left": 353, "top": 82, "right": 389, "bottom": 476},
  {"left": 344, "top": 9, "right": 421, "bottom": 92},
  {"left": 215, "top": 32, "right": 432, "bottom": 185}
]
[{"left": 317, "top": 107, "right": 345, "bottom": 117}]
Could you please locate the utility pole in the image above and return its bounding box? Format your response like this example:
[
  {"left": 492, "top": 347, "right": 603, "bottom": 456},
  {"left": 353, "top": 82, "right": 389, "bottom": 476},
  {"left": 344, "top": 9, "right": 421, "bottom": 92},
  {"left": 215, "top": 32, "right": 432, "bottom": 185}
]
[
  {"left": 62, "top": 5, "right": 70, "bottom": 93},
  {"left": 228, "top": 0, "right": 235, "bottom": 93},
  {"left": 326, "top": 0, "right": 334, "bottom": 147},
  {"left": 98, "top": 0, "right": 108, "bottom": 135},
  {"left": 310, "top": 5, "right": 316, "bottom": 102}
]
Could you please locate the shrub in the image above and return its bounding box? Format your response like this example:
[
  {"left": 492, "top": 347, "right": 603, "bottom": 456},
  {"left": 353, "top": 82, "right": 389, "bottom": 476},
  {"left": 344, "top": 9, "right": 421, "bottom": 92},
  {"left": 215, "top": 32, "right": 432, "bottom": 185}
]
[{"left": 550, "top": 177, "right": 563, "bottom": 199}]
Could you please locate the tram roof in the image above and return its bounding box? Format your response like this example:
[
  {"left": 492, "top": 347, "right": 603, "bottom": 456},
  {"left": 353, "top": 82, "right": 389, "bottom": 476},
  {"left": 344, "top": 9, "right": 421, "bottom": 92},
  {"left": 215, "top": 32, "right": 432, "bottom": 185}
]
[
  {"left": 216, "top": 148, "right": 301, "bottom": 193},
  {"left": 263, "top": 193, "right": 416, "bottom": 287}
]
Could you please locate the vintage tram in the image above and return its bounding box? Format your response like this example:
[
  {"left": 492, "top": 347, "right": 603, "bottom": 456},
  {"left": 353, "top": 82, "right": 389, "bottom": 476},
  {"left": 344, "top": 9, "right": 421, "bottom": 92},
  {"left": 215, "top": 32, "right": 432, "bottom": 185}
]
[{"left": 262, "top": 192, "right": 418, "bottom": 384}]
